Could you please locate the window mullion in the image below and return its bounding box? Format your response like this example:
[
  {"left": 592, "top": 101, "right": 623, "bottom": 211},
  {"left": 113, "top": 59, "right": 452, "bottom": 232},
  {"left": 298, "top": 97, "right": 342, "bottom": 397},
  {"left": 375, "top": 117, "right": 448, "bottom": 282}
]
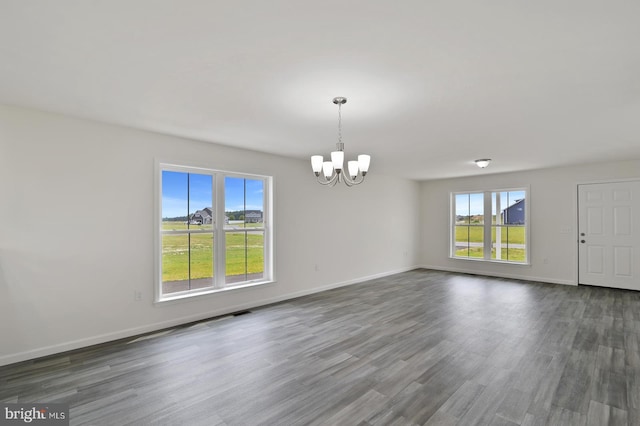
[
  {"left": 495, "top": 192, "right": 502, "bottom": 260},
  {"left": 214, "top": 174, "right": 226, "bottom": 288},
  {"left": 211, "top": 174, "right": 220, "bottom": 288},
  {"left": 244, "top": 179, "right": 248, "bottom": 280},
  {"left": 483, "top": 191, "right": 491, "bottom": 260},
  {"left": 245, "top": 230, "right": 249, "bottom": 281},
  {"left": 467, "top": 195, "right": 472, "bottom": 257},
  {"left": 187, "top": 174, "right": 191, "bottom": 290}
]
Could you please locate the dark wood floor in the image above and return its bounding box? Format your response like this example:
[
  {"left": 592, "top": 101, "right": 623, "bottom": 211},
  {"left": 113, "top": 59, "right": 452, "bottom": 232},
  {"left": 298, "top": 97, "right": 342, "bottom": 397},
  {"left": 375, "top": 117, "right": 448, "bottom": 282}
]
[{"left": 2, "top": 269, "right": 640, "bottom": 425}]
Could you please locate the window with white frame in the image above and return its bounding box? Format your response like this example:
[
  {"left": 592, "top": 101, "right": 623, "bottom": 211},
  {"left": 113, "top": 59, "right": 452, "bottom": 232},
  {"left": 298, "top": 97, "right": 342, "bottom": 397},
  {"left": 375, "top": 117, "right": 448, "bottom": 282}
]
[
  {"left": 452, "top": 189, "right": 528, "bottom": 263},
  {"left": 158, "top": 164, "right": 272, "bottom": 300}
]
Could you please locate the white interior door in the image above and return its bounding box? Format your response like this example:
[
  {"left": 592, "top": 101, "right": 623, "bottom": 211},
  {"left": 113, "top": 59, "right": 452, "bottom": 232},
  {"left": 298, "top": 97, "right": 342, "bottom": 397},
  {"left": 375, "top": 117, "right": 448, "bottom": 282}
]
[{"left": 578, "top": 181, "right": 640, "bottom": 290}]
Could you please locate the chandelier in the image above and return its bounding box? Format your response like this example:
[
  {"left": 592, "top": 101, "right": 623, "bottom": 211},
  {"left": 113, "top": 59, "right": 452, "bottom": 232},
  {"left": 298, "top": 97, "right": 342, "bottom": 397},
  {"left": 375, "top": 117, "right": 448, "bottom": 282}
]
[{"left": 311, "top": 97, "right": 371, "bottom": 186}]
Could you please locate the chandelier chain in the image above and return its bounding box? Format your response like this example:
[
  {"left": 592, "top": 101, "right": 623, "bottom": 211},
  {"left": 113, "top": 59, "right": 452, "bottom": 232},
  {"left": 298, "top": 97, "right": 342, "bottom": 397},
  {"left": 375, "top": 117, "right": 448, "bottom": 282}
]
[{"left": 338, "top": 102, "right": 342, "bottom": 145}]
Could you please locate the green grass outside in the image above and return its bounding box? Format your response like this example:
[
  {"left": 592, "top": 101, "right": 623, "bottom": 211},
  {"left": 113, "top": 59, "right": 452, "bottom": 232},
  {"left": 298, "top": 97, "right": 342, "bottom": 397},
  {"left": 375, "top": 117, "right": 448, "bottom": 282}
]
[
  {"left": 226, "top": 232, "right": 264, "bottom": 276},
  {"left": 162, "top": 229, "right": 264, "bottom": 282},
  {"left": 455, "top": 225, "right": 526, "bottom": 262},
  {"left": 455, "top": 225, "right": 525, "bottom": 244},
  {"left": 455, "top": 247, "right": 526, "bottom": 262}
]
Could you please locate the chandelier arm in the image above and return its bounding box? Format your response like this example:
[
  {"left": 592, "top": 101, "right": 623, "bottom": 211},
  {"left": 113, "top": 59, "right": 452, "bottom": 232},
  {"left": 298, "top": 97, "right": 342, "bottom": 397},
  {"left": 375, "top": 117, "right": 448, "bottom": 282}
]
[
  {"left": 341, "top": 171, "right": 365, "bottom": 186},
  {"left": 342, "top": 173, "right": 355, "bottom": 187},
  {"left": 316, "top": 173, "right": 339, "bottom": 186}
]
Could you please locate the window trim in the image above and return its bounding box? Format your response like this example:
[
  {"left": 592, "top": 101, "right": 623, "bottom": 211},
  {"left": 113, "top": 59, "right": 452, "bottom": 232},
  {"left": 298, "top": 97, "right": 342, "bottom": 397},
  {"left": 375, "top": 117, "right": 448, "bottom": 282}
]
[
  {"left": 155, "top": 161, "right": 274, "bottom": 303},
  {"left": 450, "top": 187, "right": 530, "bottom": 265}
]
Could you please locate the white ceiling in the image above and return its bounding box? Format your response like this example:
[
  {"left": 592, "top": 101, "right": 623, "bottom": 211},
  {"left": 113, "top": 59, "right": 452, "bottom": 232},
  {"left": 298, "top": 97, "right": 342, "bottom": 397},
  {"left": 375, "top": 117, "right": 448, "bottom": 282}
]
[{"left": 1, "top": 1, "right": 639, "bottom": 180}]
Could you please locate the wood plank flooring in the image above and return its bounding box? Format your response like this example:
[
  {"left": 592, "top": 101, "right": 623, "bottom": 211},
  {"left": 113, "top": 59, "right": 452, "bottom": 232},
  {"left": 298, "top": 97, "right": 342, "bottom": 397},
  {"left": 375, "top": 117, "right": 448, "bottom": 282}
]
[{"left": 2, "top": 269, "right": 640, "bottom": 425}]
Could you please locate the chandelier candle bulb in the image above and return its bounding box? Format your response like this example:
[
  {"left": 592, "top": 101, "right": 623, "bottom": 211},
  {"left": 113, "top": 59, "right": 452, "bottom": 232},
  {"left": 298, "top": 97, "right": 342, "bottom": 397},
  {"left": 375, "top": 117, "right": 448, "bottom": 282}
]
[
  {"left": 358, "top": 154, "right": 371, "bottom": 174},
  {"left": 348, "top": 161, "right": 359, "bottom": 179},
  {"left": 322, "top": 161, "right": 334, "bottom": 179},
  {"left": 310, "top": 97, "right": 371, "bottom": 187},
  {"left": 311, "top": 155, "right": 324, "bottom": 174},
  {"left": 331, "top": 151, "right": 344, "bottom": 171}
]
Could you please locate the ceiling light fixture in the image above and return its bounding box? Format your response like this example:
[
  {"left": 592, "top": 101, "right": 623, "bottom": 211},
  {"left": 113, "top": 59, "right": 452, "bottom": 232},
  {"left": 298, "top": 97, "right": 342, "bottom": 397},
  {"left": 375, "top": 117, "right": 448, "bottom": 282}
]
[
  {"left": 475, "top": 159, "right": 491, "bottom": 168},
  {"left": 311, "top": 97, "right": 370, "bottom": 186}
]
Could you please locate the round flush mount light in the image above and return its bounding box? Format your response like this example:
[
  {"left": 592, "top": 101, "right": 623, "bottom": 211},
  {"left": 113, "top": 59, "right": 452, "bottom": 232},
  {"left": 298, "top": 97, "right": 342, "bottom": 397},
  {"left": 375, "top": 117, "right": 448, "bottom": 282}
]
[{"left": 475, "top": 159, "right": 491, "bottom": 168}]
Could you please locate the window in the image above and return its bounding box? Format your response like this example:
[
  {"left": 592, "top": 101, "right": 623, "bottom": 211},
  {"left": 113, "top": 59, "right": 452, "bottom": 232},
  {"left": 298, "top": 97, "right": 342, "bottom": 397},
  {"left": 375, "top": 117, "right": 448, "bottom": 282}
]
[
  {"left": 158, "top": 164, "right": 272, "bottom": 301},
  {"left": 452, "top": 189, "right": 528, "bottom": 263}
]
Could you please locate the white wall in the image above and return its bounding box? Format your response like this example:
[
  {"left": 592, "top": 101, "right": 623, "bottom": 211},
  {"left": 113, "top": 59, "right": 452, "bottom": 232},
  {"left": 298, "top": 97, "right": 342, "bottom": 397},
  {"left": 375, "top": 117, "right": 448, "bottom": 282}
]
[
  {"left": 419, "top": 160, "right": 640, "bottom": 284},
  {"left": 0, "top": 105, "right": 421, "bottom": 366}
]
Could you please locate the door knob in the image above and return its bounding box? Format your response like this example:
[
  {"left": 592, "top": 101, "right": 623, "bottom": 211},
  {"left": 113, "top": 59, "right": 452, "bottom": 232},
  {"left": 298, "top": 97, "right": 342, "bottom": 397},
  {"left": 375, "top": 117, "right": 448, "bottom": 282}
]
[
  {"left": 580, "top": 232, "right": 585, "bottom": 236},
  {"left": 581, "top": 240, "right": 586, "bottom": 243}
]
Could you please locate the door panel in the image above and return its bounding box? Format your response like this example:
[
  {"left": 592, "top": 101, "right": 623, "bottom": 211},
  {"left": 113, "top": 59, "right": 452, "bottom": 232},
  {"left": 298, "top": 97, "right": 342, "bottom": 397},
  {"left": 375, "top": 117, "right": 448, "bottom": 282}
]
[
  {"left": 586, "top": 246, "right": 604, "bottom": 274},
  {"left": 578, "top": 181, "right": 640, "bottom": 290},
  {"left": 587, "top": 207, "right": 603, "bottom": 235},
  {"left": 614, "top": 206, "right": 631, "bottom": 235},
  {"left": 613, "top": 246, "right": 632, "bottom": 277}
]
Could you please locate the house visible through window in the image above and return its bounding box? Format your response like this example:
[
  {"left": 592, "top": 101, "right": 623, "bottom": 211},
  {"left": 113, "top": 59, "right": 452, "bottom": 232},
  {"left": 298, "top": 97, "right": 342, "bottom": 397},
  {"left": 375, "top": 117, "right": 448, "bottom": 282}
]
[
  {"left": 159, "top": 164, "right": 272, "bottom": 300},
  {"left": 452, "top": 189, "right": 528, "bottom": 263}
]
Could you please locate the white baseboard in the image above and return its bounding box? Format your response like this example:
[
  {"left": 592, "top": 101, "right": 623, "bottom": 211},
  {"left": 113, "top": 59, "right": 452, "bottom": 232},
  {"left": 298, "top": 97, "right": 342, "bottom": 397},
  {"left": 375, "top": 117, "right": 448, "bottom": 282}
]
[
  {"left": 0, "top": 266, "right": 419, "bottom": 367},
  {"left": 266, "top": 266, "right": 420, "bottom": 301},
  {"left": 418, "top": 264, "right": 577, "bottom": 286}
]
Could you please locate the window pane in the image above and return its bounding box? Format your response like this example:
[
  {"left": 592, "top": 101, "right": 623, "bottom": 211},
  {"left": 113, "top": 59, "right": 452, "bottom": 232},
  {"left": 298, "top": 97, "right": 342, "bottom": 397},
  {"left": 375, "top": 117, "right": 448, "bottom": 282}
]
[
  {"left": 190, "top": 233, "right": 214, "bottom": 289},
  {"left": 189, "top": 173, "right": 213, "bottom": 230},
  {"left": 225, "top": 177, "right": 265, "bottom": 229},
  {"left": 468, "top": 226, "right": 484, "bottom": 258},
  {"left": 491, "top": 226, "right": 526, "bottom": 261},
  {"left": 162, "top": 234, "right": 190, "bottom": 294},
  {"left": 504, "top": 191, "right": 525, "bottom": 225},
  {"left": 244, "top": 179, "right": 264, "bottom": 226},
  {"left": 454, "top": 192, "right": 484, "bottom": 258},
  {"left": 162, "top": 171, "right": 188, "bottom": 224},
  {"left": 455, "top": 225, "right": 469, "bottom": 257},
  {"left": 469, "top": 193, "right": 484, "bottom": 224},
  {"left": 226, "top": 231, "right": 246, "bottom": 284},
  {"left": 246, "top": 230, "right": 264, "bottom": 277},
  {"left": 455, "top": 194, "right": 469, "bottom": 224},
  {"left": 225, "top": 230, "right": 265, "bottom": 285},
  {"left": 225, "top": 177, "right": 245, "bottom": 229},
  {"left": 507, "top": 225, "right": 526, "bottom": 261}
]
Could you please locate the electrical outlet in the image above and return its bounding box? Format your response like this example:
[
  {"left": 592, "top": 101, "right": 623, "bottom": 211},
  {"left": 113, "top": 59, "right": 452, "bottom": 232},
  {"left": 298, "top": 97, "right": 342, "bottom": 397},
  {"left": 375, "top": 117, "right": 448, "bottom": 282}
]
[{"left": 134, "top": 290, "right": 142, "bottom": 302}]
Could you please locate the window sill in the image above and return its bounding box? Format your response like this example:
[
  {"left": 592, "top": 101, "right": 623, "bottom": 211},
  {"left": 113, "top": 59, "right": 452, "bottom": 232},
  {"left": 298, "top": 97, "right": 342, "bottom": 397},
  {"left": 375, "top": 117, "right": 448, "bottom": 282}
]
[{"left": 155, "top": 279, "right": 275, "bottom": 305}]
